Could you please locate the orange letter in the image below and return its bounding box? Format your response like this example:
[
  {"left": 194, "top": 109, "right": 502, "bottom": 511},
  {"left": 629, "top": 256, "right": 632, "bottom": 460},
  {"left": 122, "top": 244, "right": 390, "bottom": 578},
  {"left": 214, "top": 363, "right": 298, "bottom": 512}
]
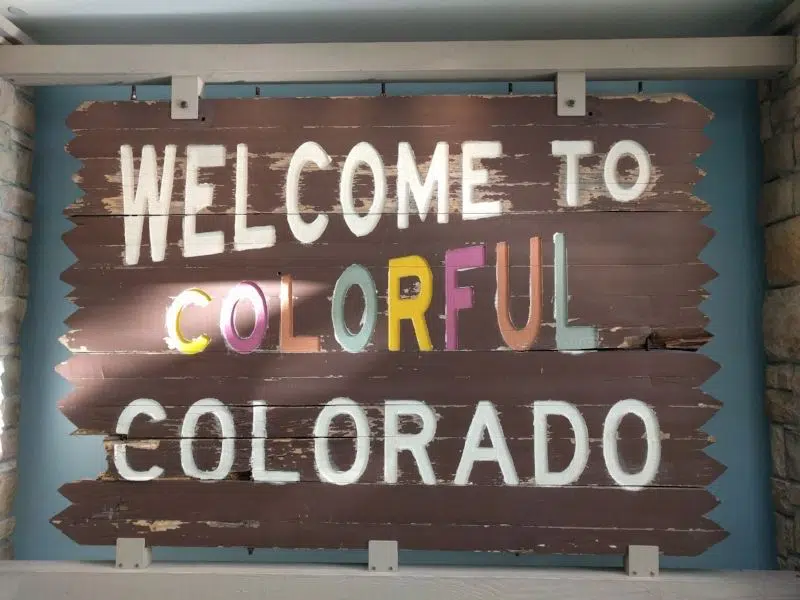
[
  {"left": 388, "top": 255, "right": 433, "bottom": 351},
  {"left": 496, "top": 237, "right": 542, "bottom": 350},
  {"left": 279, "top": 274, "right": 320, "bottom": 352}
]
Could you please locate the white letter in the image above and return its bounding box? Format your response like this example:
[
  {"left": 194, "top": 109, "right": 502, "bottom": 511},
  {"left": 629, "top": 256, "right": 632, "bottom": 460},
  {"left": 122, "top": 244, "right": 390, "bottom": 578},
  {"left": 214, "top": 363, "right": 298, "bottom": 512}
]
[
  {"left": 603, "top": 140, "right": 651, "bottom": 203},
  {"left": 340, "top": 142, "right": 386, "bottom": 237},
  {"left": 183, "top": 145, "right": 226, "bottom": 258},
  {"left": 454, "top": 401, "right": 518, "bottom": 485},
  {"left": 603, "top": 399, "right": 661, "bottom": 490},
  {"left": 383, "top": 400, "right": 436, "bottom": 484},
  {"left": 251, "top": 400, "right": 299, "bottom": 483},
  {"left": 234, "top": 144, "right": 275, "bottom": 251},
  {"left": 180, "top": 398, "right": 235, "bottom": 480},
  {"left": 397, "top": 142, "right": 449, "bottom": 229},
  {"left": 533, "top": 401, "right": 589, "bottom": 486},
  {"left": 551, "top": 140, "right": 593, "bottom": 207},
  {"left": 120, "top": 144, "right": 175, "bottom": 265},
  {"left": 462, "top": 141, "right": 502, "bottom": 220},
  {"left": 286, "top": 141, "right": 331, "bottom": 244},
  {"left": 114, "top": 398, "right": 166, "bottom": 481},
  {"left": 313, "top": 398, "right": 370, "bottom": 485}
]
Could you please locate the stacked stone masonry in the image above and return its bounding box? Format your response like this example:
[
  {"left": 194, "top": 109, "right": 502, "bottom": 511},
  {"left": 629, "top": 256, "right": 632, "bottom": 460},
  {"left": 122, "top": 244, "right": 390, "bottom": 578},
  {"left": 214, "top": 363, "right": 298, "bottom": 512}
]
[
  {"left": 0, "top": 79, "right": 34, "bottom": 560},
  {"left": 761, "top": 33, "right": 800, "bottom": 570}
]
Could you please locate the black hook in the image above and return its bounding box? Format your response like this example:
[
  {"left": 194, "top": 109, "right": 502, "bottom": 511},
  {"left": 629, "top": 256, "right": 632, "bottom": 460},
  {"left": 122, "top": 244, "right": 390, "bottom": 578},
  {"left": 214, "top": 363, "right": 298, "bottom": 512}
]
[
  {"left": 255, "top": 86, "right": 261, "bottom": 97},
  {"left": 381, "top": 82, "right": 386, "bottom": 97},
  {"left": 130, "top": 85, "right": 137, "bottom": 101},
  {"left": 508, "top": 82, "right": 513, "bottom": 95}
]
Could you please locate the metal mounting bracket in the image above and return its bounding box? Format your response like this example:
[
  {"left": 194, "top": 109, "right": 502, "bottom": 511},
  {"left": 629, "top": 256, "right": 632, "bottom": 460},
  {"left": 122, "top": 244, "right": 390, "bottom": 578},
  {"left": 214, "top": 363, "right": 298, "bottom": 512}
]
[
  {"left": 115, "top": 538, "right": 151, "bottom": 569},
  {"left": 171, "top": 76, "right": 205, "bottom": 120},
  {"left": 368, "top": 540, "right": 398, "bottom": 573},
  {"left": 556, "top": 72, "right": 586, "bottom": 117},
  {"left": 624, "top": 545, "right": 659, "bottom": 577}
]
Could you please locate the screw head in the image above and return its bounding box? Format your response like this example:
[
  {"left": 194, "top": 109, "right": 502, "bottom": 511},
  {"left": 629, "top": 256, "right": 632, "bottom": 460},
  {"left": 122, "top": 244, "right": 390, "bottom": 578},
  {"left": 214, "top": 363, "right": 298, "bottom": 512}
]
[
  {"left": 566, "top": 98, "right": 576, "bottom": 108},
  {"left": 178, "top": 100, "right": 188, "bottom": 109}
]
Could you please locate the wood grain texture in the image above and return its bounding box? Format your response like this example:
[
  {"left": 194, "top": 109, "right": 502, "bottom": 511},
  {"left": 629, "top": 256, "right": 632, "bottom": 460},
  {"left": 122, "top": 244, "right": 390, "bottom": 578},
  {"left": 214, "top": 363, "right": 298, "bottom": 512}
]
[{"left": 56, "top": 94, "right": 724, "bottom": 556}]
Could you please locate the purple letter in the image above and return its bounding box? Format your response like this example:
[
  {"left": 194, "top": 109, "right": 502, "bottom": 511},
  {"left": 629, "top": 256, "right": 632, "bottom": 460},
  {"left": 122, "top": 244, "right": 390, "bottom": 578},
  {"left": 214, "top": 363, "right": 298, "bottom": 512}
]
[
  {"left": 444, "top": 245, "right": 485, "bottom": 350},
  {"left": 220, "top": 281, "right": 268, "bottom": 354}
]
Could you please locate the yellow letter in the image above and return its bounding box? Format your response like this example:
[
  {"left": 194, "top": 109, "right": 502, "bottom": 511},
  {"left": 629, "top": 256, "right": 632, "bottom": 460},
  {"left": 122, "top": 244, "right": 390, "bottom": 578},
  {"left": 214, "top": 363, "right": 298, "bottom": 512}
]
[
  {"left": 388, "top": 255, "right": 433, "bottom": 351},
  {"left": 165, "top": 288, "right": 211, "bottom": 355}
]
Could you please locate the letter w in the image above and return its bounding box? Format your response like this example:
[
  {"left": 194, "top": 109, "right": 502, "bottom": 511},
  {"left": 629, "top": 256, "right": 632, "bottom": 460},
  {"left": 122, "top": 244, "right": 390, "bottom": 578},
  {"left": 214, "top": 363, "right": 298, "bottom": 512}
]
[{"left": 120, "top": 144, "right": 176, "bottom": 265}]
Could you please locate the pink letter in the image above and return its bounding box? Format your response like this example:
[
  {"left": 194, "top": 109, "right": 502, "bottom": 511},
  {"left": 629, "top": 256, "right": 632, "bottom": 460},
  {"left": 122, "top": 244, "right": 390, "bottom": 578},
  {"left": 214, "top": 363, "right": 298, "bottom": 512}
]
[
  {"left": 220, "top": 281, "right": 268, "bottom": 354},
  {"left": 445, "top": 245, "right": 485, "bottom": 350}
]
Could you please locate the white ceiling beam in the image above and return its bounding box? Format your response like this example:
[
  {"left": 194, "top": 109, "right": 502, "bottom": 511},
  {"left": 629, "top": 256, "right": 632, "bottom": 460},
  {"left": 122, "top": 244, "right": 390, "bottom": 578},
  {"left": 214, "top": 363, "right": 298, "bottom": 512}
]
[
  {"left": 0, "top": 15, "right": 36, "bottom": 45},
  {"left": 0, "top": 37, "right": 792, "bottom": 86}
]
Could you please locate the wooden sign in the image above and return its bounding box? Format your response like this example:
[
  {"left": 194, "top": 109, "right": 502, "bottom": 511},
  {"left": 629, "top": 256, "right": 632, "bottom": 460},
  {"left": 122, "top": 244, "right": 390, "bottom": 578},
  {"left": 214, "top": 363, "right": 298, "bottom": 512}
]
[{"left": 53, "top": 94, "right": 726, "bottom": 556}]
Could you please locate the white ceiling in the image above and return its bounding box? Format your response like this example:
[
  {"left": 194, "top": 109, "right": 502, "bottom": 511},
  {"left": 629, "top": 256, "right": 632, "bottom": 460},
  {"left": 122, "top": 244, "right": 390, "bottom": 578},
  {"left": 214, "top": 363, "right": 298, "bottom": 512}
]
[{"left": 0, "top": 0, "right": 793, "bottom": 44}]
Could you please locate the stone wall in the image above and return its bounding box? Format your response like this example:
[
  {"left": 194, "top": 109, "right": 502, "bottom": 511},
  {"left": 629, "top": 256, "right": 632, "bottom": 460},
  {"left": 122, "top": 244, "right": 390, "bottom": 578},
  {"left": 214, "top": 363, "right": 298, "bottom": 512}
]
[
  {"left": 761, "top": 30, "right": 800, "bottom": 569},
  {"left": 0, "top": 79, "right": 34, "bottom": 560}
]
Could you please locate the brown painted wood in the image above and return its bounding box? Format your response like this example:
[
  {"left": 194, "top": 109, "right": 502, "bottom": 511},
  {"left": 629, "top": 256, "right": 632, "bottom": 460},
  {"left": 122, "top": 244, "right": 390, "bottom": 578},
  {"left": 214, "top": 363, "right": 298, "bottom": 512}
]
[
  {"left": 57, "top": 348, "right": 720, "bottom": 381},
  {"left": 57, "top": 94, "right": 724, "bottom": 556},
  {"left": 60, "top": 373, "right": 720, "bottom": 411},
  {"left": 51, "top": 516, "right": 725, "bottom": 556},
  {"left": 66, "top": 96, "right": 713, "bottom": 131},
  {"left": 57, "top": 481, "right": 720, "bottom": 528},
  {"left": 64, "top": 400, "right": 719, "bottom": 438},
  {"left": 51, "top": 480, "right": 726, "bottom": 555}
]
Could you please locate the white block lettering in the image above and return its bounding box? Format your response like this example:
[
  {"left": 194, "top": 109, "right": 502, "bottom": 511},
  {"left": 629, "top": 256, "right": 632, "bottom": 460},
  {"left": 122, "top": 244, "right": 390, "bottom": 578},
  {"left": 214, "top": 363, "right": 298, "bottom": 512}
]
[
  {"left": 602, "top": 399, "right": 661, "bottom": 490},
  {"left": 533, "top": 400, "right": 589, "bottom": 486},
  {"left": 461, "top": 141, "right": 503, "bottom": 220},
  {"left": 179, "top": 398, "right": 235, "bottom": 480},
  {"left": 114, "top": 398, "right": 166, "bottom": 482},
  {"left": 603, "top": 140, "right": 651, "bottom": 203},
  {"left": 183, "top": 145, "right": 226, "bottom": 258},
  {"left": 454, "top": 401, "right": 518, "bottom": 485},
  {"left": 234, "top": 143, "right": 276, "bottom": 251},
  {"left": 286, "top": 141, "right": 332, "bottom": 244},
  {"left": 383, "top": 400, "right": 436, "bottom": 484},
  {"left": 313, "top": 397, "right": 370, "bottom": 485},
  {"left": 397, "top": 142, "right": 449, "bottom": 229},
  {"left": 251, "top": 400, "right": 300, "bottom": 483},
  {"left": 120, "top": 144, "right": 175, "bottom": 265},
  {"left": 551, "top": 140, "right": 593, "bottom": 207},
  {"left": 340, "top": 142, "right": 386, "bottom": 237}
]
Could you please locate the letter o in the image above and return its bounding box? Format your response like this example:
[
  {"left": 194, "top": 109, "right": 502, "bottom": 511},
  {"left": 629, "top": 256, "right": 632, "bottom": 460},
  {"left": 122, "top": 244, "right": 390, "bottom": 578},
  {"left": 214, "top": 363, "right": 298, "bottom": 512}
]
[
  {"left": 220, "top": 281, "right": 268, "bottom": 354},
  {"left": 602, "top": 399, "right": 661, "bottom": 490},
  {"left": 340, "top": 142, "right": 386, "bottom": 237},
  {"left": 331, "top": 264, "right": 378, "bottom": 353},
  {"left": 603, "top": 140, "right": 651, "bottom": 203},
  {"left": 180, "top": 399, "right": 235, "bottom": 481},
  {"left": 313, "top": 398, "right": 370, "bottom": 485}
]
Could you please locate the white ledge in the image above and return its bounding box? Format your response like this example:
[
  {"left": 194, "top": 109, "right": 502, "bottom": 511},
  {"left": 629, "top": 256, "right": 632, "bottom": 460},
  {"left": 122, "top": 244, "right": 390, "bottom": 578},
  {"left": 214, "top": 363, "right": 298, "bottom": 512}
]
[
  {"left": 0, "top": 37, "right": 793, "bottom": 86},
  {"left": 0, "top": 561, "right": 797, "bottom": 600}
]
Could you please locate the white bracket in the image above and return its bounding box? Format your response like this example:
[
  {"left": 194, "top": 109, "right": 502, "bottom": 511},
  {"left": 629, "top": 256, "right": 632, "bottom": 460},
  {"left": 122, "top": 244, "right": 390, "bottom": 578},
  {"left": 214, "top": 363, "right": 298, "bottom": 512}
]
[
  {"left": 556, "top": 72, "right": 586, "bottom": 117},
  {"left": 624, "top": 545, "right": 659, "bottom": 577},
  {"left": 171, "top": 76, "right": 205, "bottom": 120},
  {"left": 368, "top": 540, "right": 398, "bottom": 573},
  {"left": 115, "top": 538, "right": 151, "bottom": 570}
]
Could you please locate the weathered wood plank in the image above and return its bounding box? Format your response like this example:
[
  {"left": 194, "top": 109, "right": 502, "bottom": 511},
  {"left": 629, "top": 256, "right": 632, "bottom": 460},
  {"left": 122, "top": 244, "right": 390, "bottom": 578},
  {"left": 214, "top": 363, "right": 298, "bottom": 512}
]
[
  {"left": 66, "top": 96, "right": 713, "bottom": 132},
  {"left": 61, "top": 212, "right": 713, "bottom": 267},
  {"left": 52, "top": 481, "right": 726, "bottom": 554},
  {"left": 64, "top": 401, "right": 719, "bottom": 438},
  {"left": 60, "top": 375, "right": 721, "bottom": 412},
  {"left": 56, "top": 349, "right": 721, "bottom": 382},
  {"left": 61, "top": 263, "right": 718, "bottom": 296},
  {"left": 55, "top": 481, "right": 720, "bottom": 528},
  {"left": 51, "top": 517, "right": 726, "bottom": 555}
]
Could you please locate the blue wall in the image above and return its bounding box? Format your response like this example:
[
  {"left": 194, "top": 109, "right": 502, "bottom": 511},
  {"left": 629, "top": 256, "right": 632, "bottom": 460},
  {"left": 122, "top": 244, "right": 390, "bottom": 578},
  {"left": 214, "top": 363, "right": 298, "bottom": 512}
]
[{"left": 13, "top": 80, "right": 774, "bottom": 569}]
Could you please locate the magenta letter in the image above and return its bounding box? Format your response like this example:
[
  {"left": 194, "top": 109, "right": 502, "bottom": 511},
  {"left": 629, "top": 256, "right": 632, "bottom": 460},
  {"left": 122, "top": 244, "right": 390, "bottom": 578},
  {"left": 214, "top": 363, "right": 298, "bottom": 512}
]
[
  {"left": 445, "top": 245, "right": 485, "bottom": 350},
  {"left": 220, "top": 281, "right": 268, "bottom": 354}
]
